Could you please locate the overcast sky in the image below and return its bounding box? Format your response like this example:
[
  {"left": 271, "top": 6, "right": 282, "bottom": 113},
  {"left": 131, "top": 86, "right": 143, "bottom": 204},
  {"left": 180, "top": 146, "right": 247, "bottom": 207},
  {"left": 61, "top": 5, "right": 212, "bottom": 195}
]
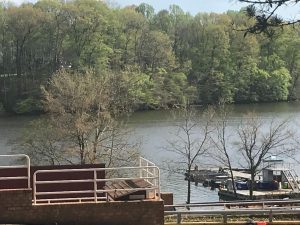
[{"left": 6, "top": 0, "right": 300, "bottom": 19}]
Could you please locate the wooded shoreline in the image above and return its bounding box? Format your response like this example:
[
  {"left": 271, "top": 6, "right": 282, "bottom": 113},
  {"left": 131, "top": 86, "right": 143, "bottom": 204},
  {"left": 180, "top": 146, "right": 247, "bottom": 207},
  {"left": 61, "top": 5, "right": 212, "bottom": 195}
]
[{"left": 1, "top": 0, "right": 299, "bottom": 114}]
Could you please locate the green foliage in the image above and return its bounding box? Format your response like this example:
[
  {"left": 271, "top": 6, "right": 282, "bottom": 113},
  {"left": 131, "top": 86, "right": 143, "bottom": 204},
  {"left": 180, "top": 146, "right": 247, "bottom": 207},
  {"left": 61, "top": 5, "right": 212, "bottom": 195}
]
[
  {"left": 0, "top": 1, "right": 298, "bottom": 114},
  {"left": 198, "top": 71, "right": 234, "bottom": 104},
  {"left": 262, "top": 67, "right": 291, "bottom": 101},
  {"left": 135, "top": 3, "right": 154, "bottom": 21},
  {"left": 126, "top": 71, "right": 156, "bottom": 108},
  {"left": 13, "top": 97, "right": 42, "bottom": 114},
  {"left": 137, "top": 30, "right": 175, "bottom": 73}
]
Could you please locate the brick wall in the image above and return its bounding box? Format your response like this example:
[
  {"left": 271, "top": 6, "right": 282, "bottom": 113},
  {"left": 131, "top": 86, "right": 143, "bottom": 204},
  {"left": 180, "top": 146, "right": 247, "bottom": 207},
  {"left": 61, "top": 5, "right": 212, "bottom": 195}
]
[
  {"left": 0, "top": 189, "right": 164, "bottom": 225},
  {"left": 0, "top": 189, "right": 32, "bottom": 223},
  {"left": 161, "top": 192, "right": 174, "bottom": 211},
  {"left": 161, "top": 192, "right": 173, "bottom": 205}
]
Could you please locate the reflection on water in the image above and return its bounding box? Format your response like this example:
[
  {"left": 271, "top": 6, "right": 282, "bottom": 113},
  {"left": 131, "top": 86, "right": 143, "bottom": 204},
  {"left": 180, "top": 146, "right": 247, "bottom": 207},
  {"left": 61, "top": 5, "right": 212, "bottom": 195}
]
[
  {"left": 1, "top": 102, "right": 300, "bottom": 203},
  {"left": 0, "top": 115, "right": 36, "bottom": 154},
  {"left": 160, "top": 171, "right": 220, "bottom": 203}
]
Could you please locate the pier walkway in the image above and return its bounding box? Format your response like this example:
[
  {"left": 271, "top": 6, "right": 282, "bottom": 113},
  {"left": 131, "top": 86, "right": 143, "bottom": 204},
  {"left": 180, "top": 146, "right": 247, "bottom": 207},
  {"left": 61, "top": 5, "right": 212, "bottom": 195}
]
[{"left": 0, "top": 154, "right": 163, "bottom": 225}]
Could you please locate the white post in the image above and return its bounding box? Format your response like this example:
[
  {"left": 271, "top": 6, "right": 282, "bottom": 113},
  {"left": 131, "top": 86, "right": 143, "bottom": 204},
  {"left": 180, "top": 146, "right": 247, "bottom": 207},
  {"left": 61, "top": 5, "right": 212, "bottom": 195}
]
[
  {"left": 25, "top": 155, "right": 31, "bottom": 189},
  {"left": 33, "top": 172, "right": 37, "bottom": 205},
  {"left": 94, "top": 170, "right": 97, "bottom": 203},
  {"left": 153, "top": 166, "right": 155, "bottom": 185},
  {"left": 139, "top": 157, "right": 142, "bottom": 178},
  {"left": 157, "top": 167, "right": 160, "bottom": 198},
  {"left": 146, "top": 161, "right": 149, "bottom": 183},
  {"left": 153, "top": 167, "right": 156, "bottom": 187}
]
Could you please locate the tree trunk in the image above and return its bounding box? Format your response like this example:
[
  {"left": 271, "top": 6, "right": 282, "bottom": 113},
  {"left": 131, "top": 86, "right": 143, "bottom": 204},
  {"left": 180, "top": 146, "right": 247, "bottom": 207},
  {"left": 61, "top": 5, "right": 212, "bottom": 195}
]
[
  {"left": 187, "top": 178, "right": 191, "bottom": 204},
  {"left": 229, "top": 166, "right": 237, "bottom": 197},
  {"left": 187, "top": 167, "right": 191, "bottom": 204},
  {"left": 249, "top": 172, "right": 255, "bottom": 200},
  {"left": 15, "top": 41, "right": 22, "bottom": 97},
  {"left": 78, "top": 134, "right": 85, "bottom": 165},
  {"left": 80, "top": 145, "right": 85, "bottom": 165}
]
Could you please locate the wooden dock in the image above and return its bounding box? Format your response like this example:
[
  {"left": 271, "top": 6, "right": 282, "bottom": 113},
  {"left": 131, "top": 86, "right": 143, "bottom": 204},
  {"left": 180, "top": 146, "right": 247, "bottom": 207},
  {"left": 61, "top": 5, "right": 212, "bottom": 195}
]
[
  {"left": 218, "top": 189, "right": 300, "bottom": 201},
  {"left": 186, "top": 168, "right": 251, "bottom": 184}
]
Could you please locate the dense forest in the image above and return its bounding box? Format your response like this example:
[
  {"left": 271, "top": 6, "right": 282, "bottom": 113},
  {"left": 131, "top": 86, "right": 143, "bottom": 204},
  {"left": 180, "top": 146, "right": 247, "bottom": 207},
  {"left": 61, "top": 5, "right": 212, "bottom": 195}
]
[{"left": 0, "top": 0, "right": 299, "bottom": 114}]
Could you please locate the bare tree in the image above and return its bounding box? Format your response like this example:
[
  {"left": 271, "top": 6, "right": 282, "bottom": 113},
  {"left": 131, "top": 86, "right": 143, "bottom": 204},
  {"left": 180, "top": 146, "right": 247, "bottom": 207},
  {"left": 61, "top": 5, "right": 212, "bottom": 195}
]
[
  {"left": 12, "top": 118, "right": 72, "bottom": 165},
  {"left": 210, "top": 105, "right": 237, "bottom": 197},
  {"left": 237, "top": 112, "right": 294, "bottom": 199},
  {"left": 15, "top": 70, "right": 142, "bottom": 166},
  {"left": 165, "top": 107, "right": 214, "bottom": 204}
]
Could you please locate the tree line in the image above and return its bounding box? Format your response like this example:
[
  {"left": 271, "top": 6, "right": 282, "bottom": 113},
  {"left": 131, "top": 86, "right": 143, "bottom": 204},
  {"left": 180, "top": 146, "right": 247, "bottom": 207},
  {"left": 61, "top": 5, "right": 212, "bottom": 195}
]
[{"left": 0, "top": 0, "right": 300, "bottom": 114}]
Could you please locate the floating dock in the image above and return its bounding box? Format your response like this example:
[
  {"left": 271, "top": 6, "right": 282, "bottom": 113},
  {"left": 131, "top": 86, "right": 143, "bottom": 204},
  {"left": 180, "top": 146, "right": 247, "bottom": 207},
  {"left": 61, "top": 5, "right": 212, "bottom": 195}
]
[
  {"left": 186, "top": 168, "right": 251, "bottom": 182},
  {"left": 185, "top": 168, "right": 228, "bottom": 182},
  {"left": 219, "top": 189, "right": 300, "bottom": 201}
]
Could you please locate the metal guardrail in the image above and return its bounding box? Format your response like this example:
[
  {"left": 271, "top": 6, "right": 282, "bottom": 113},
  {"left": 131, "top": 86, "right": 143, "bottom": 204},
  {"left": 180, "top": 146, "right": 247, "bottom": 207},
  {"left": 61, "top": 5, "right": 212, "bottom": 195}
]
[
  {"left": 0, "top": 155, "right": 160, "bottom": 205},
  {"left": 33, "top": 157, "right": 160, "bottom": 205},
  {"left": 0, "top": 154, "right": 31, "bottom": 189},
  {"left": 165, "top": 200, "right": 300, "bottom": 224},
  {"left": 140, "top": 156, "right": 160, "bottom": 197}
]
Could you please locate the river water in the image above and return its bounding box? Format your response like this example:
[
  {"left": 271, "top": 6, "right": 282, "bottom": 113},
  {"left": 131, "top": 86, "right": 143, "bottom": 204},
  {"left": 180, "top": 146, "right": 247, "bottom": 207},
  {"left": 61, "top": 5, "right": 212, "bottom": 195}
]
[{"left": 1, "top": 102, "right": 300, "bottom": 203}]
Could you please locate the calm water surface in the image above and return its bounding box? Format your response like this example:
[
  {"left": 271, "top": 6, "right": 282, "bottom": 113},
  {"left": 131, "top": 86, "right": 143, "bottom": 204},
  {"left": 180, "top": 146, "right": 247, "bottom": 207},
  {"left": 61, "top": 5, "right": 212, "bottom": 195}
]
[
  {"left": 127, "top": 102, "right": 300, "bottom": 203},
  {"left": 1, "top": 102, "right": 300, "bottom": 203}
]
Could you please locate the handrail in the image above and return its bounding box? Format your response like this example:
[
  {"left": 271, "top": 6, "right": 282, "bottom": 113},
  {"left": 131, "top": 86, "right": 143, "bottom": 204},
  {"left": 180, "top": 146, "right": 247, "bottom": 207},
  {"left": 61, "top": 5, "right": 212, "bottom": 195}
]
[
  {"left": 35, "top": 176, "right": 159, "bottom": 184},
  {"left": 165, "top": 200, "right": 300, "bottom": 224},
  {"left": 282, "top": 170, "right": 299, "bottom": 192},
  {"left": 165, "top": 208, "right": 300, "bottom": 224},
  {"left": 0, "top": 154, "right": 30, "bottom": 189},
  {"left": 140, "top": 157, "right": 160, "bottom": 197},
  {"left": 35, "top": 187, "right": 159, "bottom": 196},
  {"left": 165, "top": 205, "right": 300, "bottom": 224},
  {"left": 33, "top": 196, "right": 108, "bottom": 205},
  {"left": 165, "top": 199, "right": 300, "bottom": 209},
  {"left": 33, "top": 157, "right": 160, "bottom": 205}
]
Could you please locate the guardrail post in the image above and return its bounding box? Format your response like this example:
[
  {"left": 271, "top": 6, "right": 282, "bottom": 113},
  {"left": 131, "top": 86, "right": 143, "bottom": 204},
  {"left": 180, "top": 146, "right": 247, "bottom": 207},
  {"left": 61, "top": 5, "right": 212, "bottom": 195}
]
[
  {"left": 157, "top": 167, "right": 161, "bottom": 198},
  {"left": 223, "top": 213, "right": 228, "bottom": 224},
  {"left": 106, "top": 192, "right": 108, "bottom": 202},
  {"left": 177, "top": 213, "right": 181, "bottom": 224},
  {"left": 146, "top": 161, "right": 149, "bottom": 183},
  {"left": 139, "top": 157, "right": 143, "bottom": 178},
  {"left": 25, "top": 155, "right": 31, "bottom": 188},
  {"left": 33, "top": 172, "right": 37, "bottom": 205},
  {"left": 269, "top": 209, "right": 273, "bottom": 222},
  {"left": 94, "top": 170, "right": 97, "bottom": 203},
  {"left": 0, "top": 154, "right": 31, "bottom": 189}
]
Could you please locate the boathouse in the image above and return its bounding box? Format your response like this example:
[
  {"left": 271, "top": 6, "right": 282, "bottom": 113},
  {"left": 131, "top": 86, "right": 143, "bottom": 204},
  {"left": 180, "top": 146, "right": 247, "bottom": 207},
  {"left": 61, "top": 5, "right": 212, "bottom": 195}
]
[
  {"left": 0, "top": 154, "right": 164, "bottom": 225},
  {"left": 219, "top": 157, "right": 300, "bottom": 200},
  {"left": 262, "top": 157, "right": 299, "bottom": 191}
]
